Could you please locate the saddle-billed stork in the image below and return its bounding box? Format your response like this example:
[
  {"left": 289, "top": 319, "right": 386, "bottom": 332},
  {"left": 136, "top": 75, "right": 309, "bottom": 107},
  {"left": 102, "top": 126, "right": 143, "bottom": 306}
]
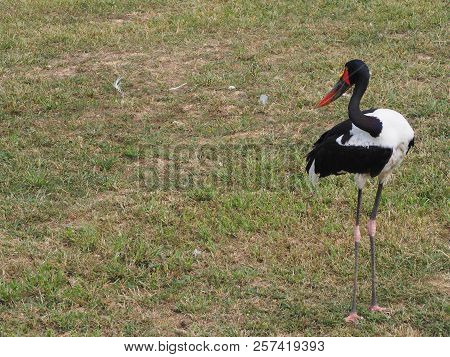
[{"left": 306, "top": 59, "right": 414, "bottom": 322}]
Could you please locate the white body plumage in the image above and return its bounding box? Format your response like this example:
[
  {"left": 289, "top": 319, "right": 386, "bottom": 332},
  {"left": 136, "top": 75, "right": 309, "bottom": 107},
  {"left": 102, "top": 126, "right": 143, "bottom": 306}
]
[{"left": 337, "top": 109, "right": 414, "bottom": 186}]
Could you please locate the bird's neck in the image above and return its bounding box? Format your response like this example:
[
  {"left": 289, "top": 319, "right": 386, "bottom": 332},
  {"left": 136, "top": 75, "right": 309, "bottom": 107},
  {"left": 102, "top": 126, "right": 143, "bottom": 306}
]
[{"left": 348, "top": 76, "right": 382, "bottom": 137}]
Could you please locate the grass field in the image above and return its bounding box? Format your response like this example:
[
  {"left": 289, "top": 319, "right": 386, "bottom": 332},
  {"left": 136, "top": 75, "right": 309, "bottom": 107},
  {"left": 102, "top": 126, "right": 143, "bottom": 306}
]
[{"left": 0, "top": 0, "right": 448, "bottom": 336}]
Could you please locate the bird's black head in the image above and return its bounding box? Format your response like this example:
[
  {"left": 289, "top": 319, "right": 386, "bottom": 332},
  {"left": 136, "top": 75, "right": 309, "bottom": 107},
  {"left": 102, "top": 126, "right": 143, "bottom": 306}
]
[
  {"left": 344, "top": 59, "right": 370, "bottom": 86},
  {"left": 317, "top": 59, "right": 370, "bottom": 107}
]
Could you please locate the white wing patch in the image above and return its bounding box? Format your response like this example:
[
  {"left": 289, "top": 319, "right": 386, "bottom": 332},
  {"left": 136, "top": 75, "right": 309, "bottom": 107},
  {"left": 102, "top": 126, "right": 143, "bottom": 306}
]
[
  {"left": 308, "top": 160, "right": 319, "bottom": 186},
  {"left": 336, "top": 109, "right": 414, "bottom": 149}
]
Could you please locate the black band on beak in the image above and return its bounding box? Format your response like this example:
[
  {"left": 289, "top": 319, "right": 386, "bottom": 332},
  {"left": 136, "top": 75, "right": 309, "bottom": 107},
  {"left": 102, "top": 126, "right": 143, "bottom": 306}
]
[{"left": 316, "top": 79, "right": 351, "bottom": 108}]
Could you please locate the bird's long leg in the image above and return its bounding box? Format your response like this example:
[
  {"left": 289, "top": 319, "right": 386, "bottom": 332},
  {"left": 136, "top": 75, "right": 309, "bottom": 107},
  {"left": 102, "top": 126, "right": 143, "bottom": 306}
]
[
  {"left": 345, "top": 189, "right": 363, "bottom": 323},
  {"left": 368, "top": 183, "right": 387, "bottom": 312}
]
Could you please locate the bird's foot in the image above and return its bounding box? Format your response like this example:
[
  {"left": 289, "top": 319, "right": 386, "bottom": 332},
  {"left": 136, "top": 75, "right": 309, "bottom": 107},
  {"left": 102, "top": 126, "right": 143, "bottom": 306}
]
[
  {"left": 369, "top": 305, "right": 388, "bottom": 313},
  {"left": 344, "top": 312, "right": 363, "bottom": 323}
]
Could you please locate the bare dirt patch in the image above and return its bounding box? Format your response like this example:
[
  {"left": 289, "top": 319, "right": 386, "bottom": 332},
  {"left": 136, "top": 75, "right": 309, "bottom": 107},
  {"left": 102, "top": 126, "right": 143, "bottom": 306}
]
[{"left": 428, "top": 273, "right": 450, "bottom": 294}]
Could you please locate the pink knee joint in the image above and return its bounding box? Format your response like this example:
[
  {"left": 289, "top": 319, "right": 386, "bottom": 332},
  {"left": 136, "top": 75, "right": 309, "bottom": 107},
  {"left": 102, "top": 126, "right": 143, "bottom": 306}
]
[
  {"left": 368, "top": 219, "right": 376, "bottom": 237},
  {"left": 354, "top": 225, "right": 361, "bottom": 242}
]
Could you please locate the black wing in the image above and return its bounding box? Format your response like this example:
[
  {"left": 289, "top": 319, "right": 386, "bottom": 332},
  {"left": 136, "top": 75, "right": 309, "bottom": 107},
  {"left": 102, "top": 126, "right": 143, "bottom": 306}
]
[{"left": 306, "top": 113, "right": 392, "bottom": 178}]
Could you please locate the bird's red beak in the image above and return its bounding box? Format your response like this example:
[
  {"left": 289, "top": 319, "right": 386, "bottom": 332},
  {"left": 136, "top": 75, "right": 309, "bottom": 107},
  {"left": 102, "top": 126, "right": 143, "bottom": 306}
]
[{"left": 316, "top": 67, "right": 351, "bottom": 108}]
